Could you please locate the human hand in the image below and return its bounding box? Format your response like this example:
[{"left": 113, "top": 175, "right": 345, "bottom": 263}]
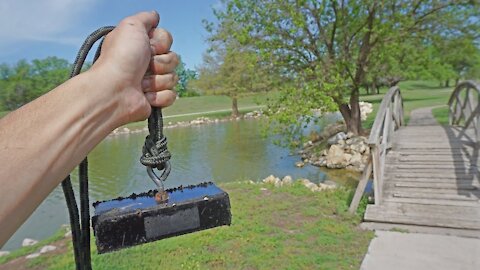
[{"left": 92, "top": 11, "right": 178, "bottom": 124}]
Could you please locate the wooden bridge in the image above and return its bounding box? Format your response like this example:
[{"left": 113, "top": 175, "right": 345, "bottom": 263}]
[{"left": 350, "top": 81, "right": 480, "bottom": 236}]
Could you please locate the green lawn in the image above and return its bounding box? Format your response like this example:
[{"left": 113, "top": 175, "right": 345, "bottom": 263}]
[
  {"left": 122, "top": 93, "right": 270, "bottom": 129},
  {"left": 1, "top": 182, "right": 373, "bottom": 270},
  {"left": 361, "top": 80, "right": 454, "bottom": 129}
]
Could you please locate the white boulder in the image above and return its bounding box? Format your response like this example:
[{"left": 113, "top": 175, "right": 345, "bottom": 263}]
[
  {"left": 22, "top": 238, "right": 38, "bottom": 247},
  {"left": 0, "top": 251, "right": 10, "bottom": 257},
  {"left": 40, "top": 245, "right": 57, "bottom": 254},
  {"left": 26, "top": 252, "right": 41, "bottom": 259},
  {"left": 282, "top": 175, "right": 293, "bottom": 186}
]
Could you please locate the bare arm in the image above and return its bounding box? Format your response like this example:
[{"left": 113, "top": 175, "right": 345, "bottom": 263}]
[{"left": 0, "top": 11, "right": 179, "bottom": 247}]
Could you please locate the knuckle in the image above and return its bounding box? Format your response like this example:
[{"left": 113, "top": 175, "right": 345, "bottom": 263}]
[
  {"left": 158, "top": 28, "right": 173, "bottom": 44},
  {"left": 120, "top": 17, "right": 137, "bottom": 26},
  {"left": 170, "top": 52, "right": 179, "bottom": 66}
]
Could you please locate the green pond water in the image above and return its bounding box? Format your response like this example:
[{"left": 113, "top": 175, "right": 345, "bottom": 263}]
[{"left": 2, "top": 117, "right": 359, "bottom": 251}]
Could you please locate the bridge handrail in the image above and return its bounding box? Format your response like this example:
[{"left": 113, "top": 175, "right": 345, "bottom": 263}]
[
  {"left": 349, "top": 86, "right": 404, "bottom": 213},
  {"left": 448, "top": 80, "right": 480, "bottom": 142}
]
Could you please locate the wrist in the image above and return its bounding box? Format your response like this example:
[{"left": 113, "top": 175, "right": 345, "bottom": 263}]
[{"left": 85, "top": 62, "right": 150, "bottom": 127}]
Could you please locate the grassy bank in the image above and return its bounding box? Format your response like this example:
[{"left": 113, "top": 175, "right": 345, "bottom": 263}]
[
  {"left": 122, "top": 94, "right": 269, "bottom": 129},
  {"left": 361, "top": 80, "right": 453, "bottom": 129},
  {"left": 0, "top": 182, "right": 372, "bottom": 270}
]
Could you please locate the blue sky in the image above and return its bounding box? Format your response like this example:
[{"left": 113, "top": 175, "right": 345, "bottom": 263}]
[{"left": 0, "top": 0, "right": 221, "bottom": 70}]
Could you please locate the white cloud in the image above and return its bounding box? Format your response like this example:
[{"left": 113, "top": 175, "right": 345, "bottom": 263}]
[{"left": 0, "top": 0, "right": 96, "bottom": 45}]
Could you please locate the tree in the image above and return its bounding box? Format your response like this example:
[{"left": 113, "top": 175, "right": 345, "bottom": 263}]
[
  {"left": 209, "top": 0, "right": 479, "bottom": 137},
  {"left": 175, "top": 56, "right": 198, "bottom": 97},
  {"left": 0, "top": 57, "right": 70, "bottom": 110},
  {"left": 192, "top": 42, "right": 274, "bottom": 117}
]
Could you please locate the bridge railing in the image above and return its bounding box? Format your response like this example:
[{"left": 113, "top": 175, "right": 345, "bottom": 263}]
[
  {"left": 448, "top": 80, "right": 480, "bottom": 143},
  {"left": 349, "top": 86, "right": 404, "bottom": 213}
]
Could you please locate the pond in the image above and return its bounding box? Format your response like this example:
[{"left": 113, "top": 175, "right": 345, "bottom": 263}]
[{"left": 2, "top": 116, "right": 359, "bottom": 251}]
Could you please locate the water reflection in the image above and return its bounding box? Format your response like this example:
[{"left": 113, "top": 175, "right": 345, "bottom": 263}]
[{"left": 2, "top": 117, "right": 357, "bottom": 251}]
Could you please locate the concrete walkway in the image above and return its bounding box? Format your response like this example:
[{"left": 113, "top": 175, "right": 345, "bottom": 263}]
[{"left": 360, "top": 231, "right": 480, "bottom": 270}]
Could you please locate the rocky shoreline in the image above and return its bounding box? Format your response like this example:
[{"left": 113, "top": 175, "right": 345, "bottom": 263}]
[
  {"left": 298, "top": 102, "right": 373, "bottom": 172},
  {"left": 108, "top": 110, "right": 264, "bottom": 137},
  {"left": 299, "top": 131, "right": 370, "bottom": 172}
]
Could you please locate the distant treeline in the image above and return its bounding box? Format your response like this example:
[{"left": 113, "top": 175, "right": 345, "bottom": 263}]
[{"left": 0, "top": 56, "right": 197, "bottom": 111}]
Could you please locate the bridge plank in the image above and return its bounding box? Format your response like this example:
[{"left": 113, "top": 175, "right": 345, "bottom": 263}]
[{"left": 363, "top": 106, "right": 480, "bottom": 234}]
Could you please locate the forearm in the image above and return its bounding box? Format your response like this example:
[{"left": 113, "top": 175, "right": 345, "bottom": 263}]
[{"left": 0, "top": 68, "right": 123, "bottom": 246}]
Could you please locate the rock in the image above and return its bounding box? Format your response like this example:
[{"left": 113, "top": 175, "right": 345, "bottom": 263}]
[
  {"left": 40, "top": 245, "right": 57, "bottom": 254},
  {"left": 282, "top": 175, "right": 293, "bottom": 186},
  {"left": 22, "top": 238, "right": 38, "bottom": 247},
  {"left": 298, "top": 179, "right": 320, "bottom": 192},
  {"left": 359, "top": 101, "right": 373, "bottom": 121},
  {"left": 326, "top": 145, "right": 348, "bottom": 169},
  {"left": 274, "top": 178, "right": 282, "bottom": 188},
  {"left": 346, "top": 132, "right": 355, "bottom": 139},
  {"left": 0, "top": 251, "right": 10, "bottom": 257},
  {"left": 260, "top": 188, "right": 268, "bottom": 191},
  {"left": 247, "top": 180, "right": 255, "bottom": 185},
  {"left": 64, "top": 230, "right": 72, "bottom": 238},
  {"left": 122, "top": 127, "right": 130, "bottom": 133},
  {"left": 262, "top": 175, "right": 277, "bottom": 184},
  {"left": 344, "top": 153, "right": 352, "bottom": 163},
  {"left": 303, "top": 140, "right": 313, "bottom": 148},
  {"left": 337, "top": 139, "right": 345, "bottom": 146},
  {"left": 350, "top": 153, "right": 363, "bottom": 167},
  {"left": 26, "top": 252, "right": 41, "bottom": 259},
  {"left": 304, "top": 182, "right": 318, "bottom": 191},
  {"left": 298, "top": 178, "right": 313, "bottom": 186},
  {"left": 327, "top": 132, "right": 347, "bottom": 145},
  {"left": 323, "top": 180, "right": 338, "bottom": 187},
  {"left": 318, "top": 182, "right": 337, "bottom": 191},
  {"left": 295, "top": 161, "right": 305, "bottom": 168}
]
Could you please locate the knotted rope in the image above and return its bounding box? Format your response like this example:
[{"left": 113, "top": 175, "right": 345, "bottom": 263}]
[
  {"left": 62, "top": 25, "right": 171, "bottom": 270},
  {"left": 140, "top": 107, "right": 172, "bottom": 176}
]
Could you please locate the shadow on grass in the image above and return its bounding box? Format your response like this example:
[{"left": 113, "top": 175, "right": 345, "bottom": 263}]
[
  {"left": 402, "top": 96, "right": 445, "bottom": 103},
  {"left": 402, "top": 82, "right": 449, "bottom": 91}
]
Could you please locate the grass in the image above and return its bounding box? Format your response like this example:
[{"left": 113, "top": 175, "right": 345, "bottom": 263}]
[
  {"left": 0, "top": 230, "right": 65, "bottom": 265},
  {"left": 121, "top": 93, "right": 270, "bottom": 129},
  {"left": 361, "top": 80, "right": 453, "bottom": 129},
  {"left": 1, "top": 182, "right": 373, "bottom": 270},
  {"left": 431, "top": 106, "right": 450, "bottom": 125}
]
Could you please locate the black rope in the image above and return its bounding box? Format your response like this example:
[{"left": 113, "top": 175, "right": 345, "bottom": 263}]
[
  {"left": 62, "top": 26, "right": 114, "bottom": 270},
  {"left": 140, "top": 107, "right": 172, "bottom": 174},
  {"left": 62, "top": 24, "right": 172, "bottom": 270}
]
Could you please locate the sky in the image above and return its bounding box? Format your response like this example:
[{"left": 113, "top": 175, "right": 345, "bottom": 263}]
[{"left": 0, "top": 0, "right": 221, "bottom": 70}]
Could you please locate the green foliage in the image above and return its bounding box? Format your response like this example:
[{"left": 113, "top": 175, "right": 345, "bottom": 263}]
[
  {"left": 175, "top": 56, "right": 198, "bottom": 97},
  {"left": 4, "top": 182, "right": 373, "bottom": 269},
  {"left": 0, "top": 57, "right": 70, "bottom": 110},
  {"left": 193, "top": 10, "right": 281, "bottom": 117},
  {"left": 207, "top": 0, "right": 479, "bottom": 140}
]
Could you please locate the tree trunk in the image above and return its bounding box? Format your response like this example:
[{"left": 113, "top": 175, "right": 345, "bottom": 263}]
[
  {"left": 231, "top": 96, "right": 239, "bottom": 117},
  {"left": 455, "top": 78, "right": 460, "bottom": 86},
  {"left": 365, "top": 84, "right": 370, "bottom": 95},
  {"left": 445, "top": 79, "right": 449, "bottom": 87},
  {"left": 349, "top": 88, "right": 362, "bottom": 135},
  {"left": 338, "top": 88, "right": 362, "bottom": 136}
]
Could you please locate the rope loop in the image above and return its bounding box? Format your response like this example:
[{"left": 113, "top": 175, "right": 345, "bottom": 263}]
[{"left": 140, "top": 107, "right": 172, "bottom": 180}]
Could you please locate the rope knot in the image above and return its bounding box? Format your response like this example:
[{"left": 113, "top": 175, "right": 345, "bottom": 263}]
[
  {"left": 140, "top": 134, "right": 171, "bottom": 168},
  {"left": 140, "top": 107, "right": 172, "bottom": 178}
]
